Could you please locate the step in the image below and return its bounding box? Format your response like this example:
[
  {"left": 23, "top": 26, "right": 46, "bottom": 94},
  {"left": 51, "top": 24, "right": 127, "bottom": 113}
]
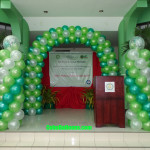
[{"left": 0, "top": 132, "right": 150, "bottom": 149}]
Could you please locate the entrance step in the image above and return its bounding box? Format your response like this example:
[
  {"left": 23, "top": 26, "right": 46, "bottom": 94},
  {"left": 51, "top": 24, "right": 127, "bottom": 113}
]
[{"left": 0, "top": 132, "right": 150, "bottom": 149}]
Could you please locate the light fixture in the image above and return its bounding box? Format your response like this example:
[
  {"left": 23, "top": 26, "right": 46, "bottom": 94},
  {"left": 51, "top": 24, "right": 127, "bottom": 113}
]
[
  {"left": 43, "top": 11, "right": 48, "bottom": 14},
  {"left": 99, "top": 10, "right": 104, "bottom": 13}
]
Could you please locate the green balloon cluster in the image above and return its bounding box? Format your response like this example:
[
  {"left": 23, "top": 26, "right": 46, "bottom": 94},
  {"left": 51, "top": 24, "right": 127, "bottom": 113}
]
[
  {"left": 0, "top": 35, "right": 25, "bottom": 131},
  {"left": 124, "top": 36, "right": 150, "bottom": 131},
  {"left": 24, "top": 25, "right": 119, "bottom": 116}
]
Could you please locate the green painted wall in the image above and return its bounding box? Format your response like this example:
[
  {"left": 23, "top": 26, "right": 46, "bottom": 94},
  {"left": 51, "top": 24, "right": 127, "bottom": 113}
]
[
  {"left": 118, "top": 0, "right": 150, "bottom": 76},
  {"left": 0, "top": 0, "right": 29, "bottom": 57}
]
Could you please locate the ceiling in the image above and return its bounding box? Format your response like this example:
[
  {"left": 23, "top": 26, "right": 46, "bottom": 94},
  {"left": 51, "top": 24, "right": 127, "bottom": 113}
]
[{"left": 11, "top": 0, "right": 137, "bottom": 17}]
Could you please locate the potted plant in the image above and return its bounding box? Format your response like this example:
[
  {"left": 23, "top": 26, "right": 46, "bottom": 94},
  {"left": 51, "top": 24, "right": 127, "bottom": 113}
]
[
  {"left": 41, "top": 85, "right": 59, "bottom": 109},
  {"left": 82, "top": 88, "right": 94, "bottom": 109}
]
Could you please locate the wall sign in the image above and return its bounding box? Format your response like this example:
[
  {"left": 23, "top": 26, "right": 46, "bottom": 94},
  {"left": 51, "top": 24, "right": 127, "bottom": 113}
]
[{"left": 105, "top": 82, "right": 115, "bottom": 92}]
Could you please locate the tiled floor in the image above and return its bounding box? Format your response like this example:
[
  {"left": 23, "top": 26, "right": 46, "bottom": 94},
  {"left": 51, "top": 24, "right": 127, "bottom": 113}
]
[{"left": 6, "top": 109, "right": 147, "bottom": 132}]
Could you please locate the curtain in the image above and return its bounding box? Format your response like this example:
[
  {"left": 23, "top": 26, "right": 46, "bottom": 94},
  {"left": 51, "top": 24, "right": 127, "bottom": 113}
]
[{"left": 42, "top": 52, "right": 101, "bottom": 109}]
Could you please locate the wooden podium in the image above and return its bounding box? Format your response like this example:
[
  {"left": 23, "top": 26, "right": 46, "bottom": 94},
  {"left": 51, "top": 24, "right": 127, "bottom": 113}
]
[{"left": 93, "top": 76, "right": 125, "bottom": 128}]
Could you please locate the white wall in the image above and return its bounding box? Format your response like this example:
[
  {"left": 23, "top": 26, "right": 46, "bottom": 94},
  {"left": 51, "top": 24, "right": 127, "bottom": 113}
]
[{"left": 24, "top": 17, "right": 123, "bottom": 31}]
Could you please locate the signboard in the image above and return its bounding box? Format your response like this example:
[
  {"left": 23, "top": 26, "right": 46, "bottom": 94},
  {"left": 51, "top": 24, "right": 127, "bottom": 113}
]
[
  {"left": 105, "top": 82, "right": 115, "bottom": 92},
  {"left": 49, "top": 52, "right": 93, "bottom": 87}
]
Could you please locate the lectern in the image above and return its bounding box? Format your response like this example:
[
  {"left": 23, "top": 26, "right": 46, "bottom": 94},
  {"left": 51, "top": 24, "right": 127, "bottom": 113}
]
[{"left": 93, "top": 76, "right": 125, "bottom": 128}]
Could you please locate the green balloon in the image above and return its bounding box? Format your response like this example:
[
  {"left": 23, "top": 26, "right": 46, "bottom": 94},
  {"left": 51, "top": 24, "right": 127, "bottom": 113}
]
[
  {"left": 130, "top": 101, "right": 142, "bottom": 113},
  {"left": 33, "top": 77, "right": 41, "bottom": 85},
  {"left": 108, "top": 52, "right": 116, "bottom": 60},
  {"left": 135, "top": 75, "right": 147, "bottom": 87},
  {"left": 25, "top": 65, "right": 33, "bottom": 73},
  {"left": 69, "top": 35, "right": 76, "bottom": 43},
  {"left": 33, "top": 101, "right": 41, "bottom": 109},
  {"left": 0, "top": 84, "right": 9, "bottom": 95},
  {"left": 35, "top": 55, "right": 44, "bottom": 63},
  {"left": 33, "top": 89, "right": 41, "bottom": 97},
  {"left": 64, "top": 38, "right": 70, "bottom": 44},
  {"left": 138, "top": 111, "right": 149, "bottom": 123},
  {"left": 34, "top": 65, "right": 42, "bottom": 73},
  {"left": 81, "top": 27, "right": 88, "bottom": 35},
  {"left": 24, "top": 90, "right": 32, "bottom": 97},
  {"left": 2, "top": 110, "right": 14, "bottom": 122},
  {"left": 47, "top": 39, "right": 55, "bottom": 47},
  {"left": 3, "top": 75, "right": 15, "bottom": 87},
  {"left": 80, "top": 35, "right": 87, "bottom": 44},
  {"left": 125, "top": 92, "right": 136, "bottom": 103},
  {"left": 97, "top": 44, "right": 104, "bottom": 52},
  {"left": 100, "top": 55, "right": 108, "bottom": 62},
  {"left": 0, "top": 120, "right": 8, "bottom": 131},
  {"left": 14, "top": 93, "right": 25, "bottom": 103},
  {"left": 141, "top": 85, "right": 150, "bottom": 95},
  {"left": 111, "top": 65, "right": 119, "bottom": 72},
  {"left": 56, "top": 27, "right": 63, "bottom": 35},
  {"left": 93, "top": 31, "right": 100, "bottom": 38},
  {"left": 103, "top": 66, "right": 111, "bottom": 74},
  {"left": 104, "top": 40, "right": 111, "bottom": 48},
  {"left": 40, "top": 45, "right": 47, "bottom": 53},
  {"left": 43, "top": 31, "right": 51, "bottom": 39},
  {"left": 0, "top": 49, "right": 10, "bottom": 61},
  {"left": 27, "top": 52, "right": 35, "bottom": 60},
  {"left": 15, "top": 60, "right": 25, "bottom": 70},
  {"left": 25, "top": 77, "right": 32, "bottom": 85},
  {"left": 139, "top": 49, "right": 150, "bottom": 61},
  {"left": 128, "top": 67, "right": 140, "bottom": 78},
  {"left": 32, "top": 40, "right": 41, "bottom": 48},
  {"left": 69, "top": 26, "right": 75, "bottom": 34},
  {"left": 24, "top": 102, "right": 32, "bottom": 109},
  {"left": 58, "top": 35, "right": 65, "bottom": 44},
  {"left": 143, "top": 121, "right": 150, "bottom": 131},
  {"left": 75, "top": 38, "right": 81, "bottom": 44},
  {"left": 85, "top": 40, "right": 90, "bottom": 47},
  {"left": 9, "top": 101, "right": 21, "bottom": 113},
  {"left": 10, "top": 67, "right": 21, "bottom": 79},
  {"left": 90, "top": 38, "right": 97, "bottom": 46},
  {"left": 124, "top": 59, "right": 135, "bottom": 69}
]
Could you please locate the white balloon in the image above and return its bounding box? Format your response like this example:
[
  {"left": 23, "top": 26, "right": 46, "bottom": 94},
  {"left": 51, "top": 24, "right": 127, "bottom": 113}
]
[
  {"left": 63, "top": 30, "right": 70, "bottom": 38},
  {"left": 107, "top": 59, "right": 115, "bottom": 66},
  {"left": 28, "top": 84, "right": 36, "bottom": 91},
  {"left": 140, "top": 67, "right": 150, "bottom": 78},
  {"left": 0, "top": 67, "right": 9, "bottom": 78},
  {"left": 104, "top": 48, "right": 111, "bottom": 54},
  {"left": 51, "top": 32, "right": 58, "bottom": 39},
  {"left": 135, "top": 58, "right": 147, "bottom": 69},
  {"left": 28, "top": 108, "right": 36, "bottom": 116},
  {"left": 30, "top": 59, "right": 37, "bottom": 67},
  {"left": 130, "top": 119, "right": 142, "bottom": 130},
  {"left": 8, "top": 119, "right": 20, "bottom": 130},
  {"left": 40, "top": 38, "right": 47, "bottom": 45},
  {"left": 14, "top": 110, "right": 24, "bottom": 120},
  {"left": 28, "top": 96, "right": 36, "bottom": 103},
  {"left": 33, "top": 48, "right": 40, "bottom": 55},
  {"left": 29, "top": 71, "right": 37, "bottom": 79},
  {"left": 3, "top": 35, "right": 20, "bottom": 50},
  {"left": 75, "top": 30, "right": 82, "bottom": 38},
  {"left": 98, "top": 37, "right": 105, "bottom": 44},
  {"left": 0, "top": 78, "right": 3, "bottom": 84},
  {"left": 10, "top": 50, "right": 22, "bottom": 61},
  {"left": 127, "top": 49, "right": 139, "bottom": 60},
  {"left": 129, "top": 36, "right": 145, "bottom": 50},
  {"left": 125, "top": 109, "right": 137, "bottom": 120},
  {"left": 109, "top": 71, "right": 117, "bottom": 76},
  {"left": 3, "top": 58, "right": 15, "bottom": 70},
  {"left": 87, "top": 32, "right": 93, "bottom": 39}
]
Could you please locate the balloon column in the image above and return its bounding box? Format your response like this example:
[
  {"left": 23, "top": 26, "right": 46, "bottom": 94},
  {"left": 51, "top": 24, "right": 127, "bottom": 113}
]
[
  {"left": 24, "top": 25, "right": 119, "bottom": 115},
  {"left": 125, "top": 36, "right": 150, "bottom": 131},
  {"left": 0, "top": 35, "right": 25, "bottom": 131}
]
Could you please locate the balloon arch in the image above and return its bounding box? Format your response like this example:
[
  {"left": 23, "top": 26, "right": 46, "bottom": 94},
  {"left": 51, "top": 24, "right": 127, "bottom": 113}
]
[{"left": 0, "top": 25, "right": 119, "bottom": 130}]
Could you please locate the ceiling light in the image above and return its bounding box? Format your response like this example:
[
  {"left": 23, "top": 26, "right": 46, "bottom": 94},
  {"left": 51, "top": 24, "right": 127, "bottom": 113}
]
[
  {"left": 43, "top": 11, "right": 48, "bottom": 14},
  {"left": 99, "top": 10, "right": 104, "bottom": 13}
]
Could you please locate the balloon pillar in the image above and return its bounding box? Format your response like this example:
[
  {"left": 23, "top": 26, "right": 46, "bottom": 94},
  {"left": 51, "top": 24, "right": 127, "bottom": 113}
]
[
  {"left": 0, "top": 36, "right": 25, "bottom": 131},
  {"left": 124, "top": 36, "right": 150, "bottom": 131}
]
